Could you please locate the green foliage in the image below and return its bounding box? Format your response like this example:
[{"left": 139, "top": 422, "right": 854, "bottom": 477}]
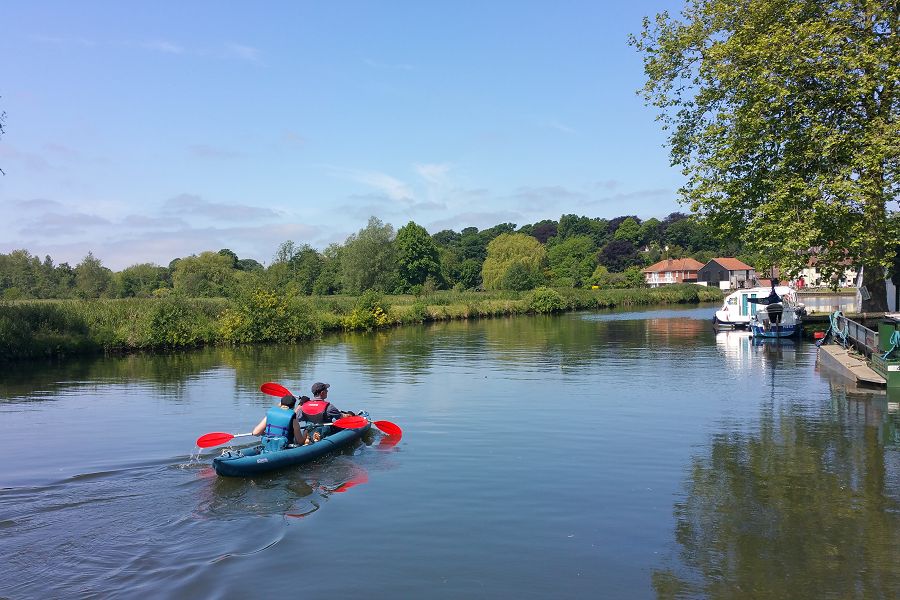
[
  {"left": 632, "top": 0, "right": 899, "bottom": 310},
  {"left": 598, "top": 240, "right": 644, "bottom": 272},
  {"left": 147, "top": 298, "right": 208, "bottom": 347},
  {"left": 172, "top": 251, "right": 238, "bottom": 297},
  {"left": 115, "top": 263, "right": 168, "bottom": 297},
  {"left": 219, "top": 288, "right": 320, "bottom": 343},
  {"left": 501, "top": 262, "right": 544, "bottom": 291},
  {"left": 613, "top": 217, "right": 642, "bottom": 245},
  {"left": 396, "top": 221, "right": 442, "bottom": 290},
  {"left": 481, "top": 233, "right": 548, "bottom": 290},
  {"left": 528, "top": 287, "right": 565, "bottom": 313},
  {"left": 75, "top": 252, "right": 112, "bottom": 298},
  {"left": 341, "top": 216, "right": 398, "bottom": 294},
  {"left": 547, "top": 235, "right": 598, "bottom": 286},
  {"left": 343, "top": 289, "right": 391, "bottom": 330}
]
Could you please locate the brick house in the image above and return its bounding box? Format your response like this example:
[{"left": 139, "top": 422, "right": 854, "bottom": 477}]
[{"left": 642, "top": 258, "right": 705, "bottom": 287}]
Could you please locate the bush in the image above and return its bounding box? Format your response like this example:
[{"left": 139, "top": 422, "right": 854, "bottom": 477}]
[
  {"left": 343, "top": 290, "right": 392, "bottom": 330},
  {"left": 528, "top": 287, "right": 565, "bottom": 313}
]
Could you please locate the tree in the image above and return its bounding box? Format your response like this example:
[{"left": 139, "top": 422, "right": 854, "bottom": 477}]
[
  {"left": 613, "top": 216, "right": 643, "bottom": 245},
  {"left": 115, "top": 263, "right": 168, "bottom": 297},
  {"left": 632, "top": 1, "right": 899, "bottom": 310},
  {"left": 598, "top": 240, "right": 643, "bottom": 273},
  {"left": 558, "top": 214, "right": 609, "bottom": 247},
  {"left": 313, "top": 243, "right": 343, "bottom": 295},
  {"left": 481, "top": 233, "right": 547, "bottom": 290},
  {"left": 341, "top": 216, "right": 397, "bottom": 294},
  {"left": 74, "top": 252, "right": 112, "bottom": 298},
  {"left": 171, "top": 251, "right": 237, "bottom": 297},
  {"left": 395, "top": 221, "right": 442, "bottom": 290},
  {"left": 547, "top": 235, "right": 598, "bottom": 287}
]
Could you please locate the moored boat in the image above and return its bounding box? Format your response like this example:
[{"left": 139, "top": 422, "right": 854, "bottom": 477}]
[
  {"left": 713, "top": 285, "right": 803, "bottom": 329},
  {"left": 213, "top": 412, "right": 371, "bottom": 477}
]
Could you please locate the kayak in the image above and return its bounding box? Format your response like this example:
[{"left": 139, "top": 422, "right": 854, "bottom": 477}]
[{"left": 212, "top": 412, "right": 371, "bottom": 477}]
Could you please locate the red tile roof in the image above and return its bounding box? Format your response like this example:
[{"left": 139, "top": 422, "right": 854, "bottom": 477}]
[
  {"left": 709, "top": 257, "right": 753, "bottom": 271},
  {"left": 642, "top": 258, "right": 705, "bottom": 273}
]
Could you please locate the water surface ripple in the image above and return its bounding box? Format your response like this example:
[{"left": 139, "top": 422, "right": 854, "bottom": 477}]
[{"left": 1, "top": 305, "right": 898, "bottom": 599}]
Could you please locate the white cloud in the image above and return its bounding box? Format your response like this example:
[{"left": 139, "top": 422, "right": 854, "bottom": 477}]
[
  {"left": 224, "top": 43, "right": 261, "bottom": 63},
  {"left": 330, "top": 167, "right": 414, "bottom": 202},
  {"left": 142, "top": 40, "right": 184, "bottom": 54},
  {"left": 415, "top": 163, "right": 451, "bottom": 184}
]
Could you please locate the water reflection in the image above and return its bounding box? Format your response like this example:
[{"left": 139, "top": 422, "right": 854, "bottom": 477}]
[{"left": 655, "top": 365, "right": 900, "bottom": 598}]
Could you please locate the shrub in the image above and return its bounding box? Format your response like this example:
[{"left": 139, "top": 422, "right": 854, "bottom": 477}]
[
  {"left": 528, "top": 287, "right": 565, "bottom": 313},
  {"left": 343, "top": 290, "right": 392, "bottom": 330}
]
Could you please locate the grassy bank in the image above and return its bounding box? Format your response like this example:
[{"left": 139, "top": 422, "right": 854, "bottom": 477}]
[{"left": 0, "top": 284, "right": 722, "bottom": 360}]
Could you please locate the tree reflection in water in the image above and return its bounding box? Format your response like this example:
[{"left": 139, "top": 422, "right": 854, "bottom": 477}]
[{"left": 655, "top": 343, "right": 900, "bottom": 599}]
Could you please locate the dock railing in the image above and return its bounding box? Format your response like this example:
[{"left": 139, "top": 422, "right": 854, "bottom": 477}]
[{"left": 835, "top": 313, "right": 880, "bottom": 357}]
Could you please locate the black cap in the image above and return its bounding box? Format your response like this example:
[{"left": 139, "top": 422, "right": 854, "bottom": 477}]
[
  {"left": 311, "top": 382, "right": 330, "bottom": 396},
  {"left": 280, "top": 394, "right": 297, "bottom": 408}
]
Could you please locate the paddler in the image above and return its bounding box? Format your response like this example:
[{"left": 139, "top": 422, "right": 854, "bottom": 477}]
[
  {"left": 298, "top": 382, "right": 354, "bottom": 443},
  {"left": 252, "top": 393, "right": 307, "bottom": 450}
]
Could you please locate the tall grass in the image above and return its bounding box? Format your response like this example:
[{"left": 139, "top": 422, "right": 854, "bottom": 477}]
[{"left": 0, "top": 284, "right": 721, "bottom": 360}]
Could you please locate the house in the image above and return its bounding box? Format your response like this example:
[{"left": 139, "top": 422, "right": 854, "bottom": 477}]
[
  {"left": 642, "top": 258, "right": 704, "bottom": 287},
  {"left": 794, "top": 257, "right": 858, "bottom": 288},
  {"left": 698, "top": 258, "right": 756, "bottom": 290}
]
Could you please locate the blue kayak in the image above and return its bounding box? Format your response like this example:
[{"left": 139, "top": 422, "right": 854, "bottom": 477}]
[{"left": 213, "top": 413, "right": 371, "bottom": 477}]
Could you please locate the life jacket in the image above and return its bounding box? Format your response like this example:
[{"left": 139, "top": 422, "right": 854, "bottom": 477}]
[
  {"left": 264, "top": 406, "right": 296, "bottom": 445},
  {"left": 300, "top": 399, "right": 330, "bottom": 424}
]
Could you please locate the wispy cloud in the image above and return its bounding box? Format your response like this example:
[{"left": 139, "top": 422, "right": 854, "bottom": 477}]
[
  {"left": 142, "top": 40, "right": 184, "bottom": 54},
  {"left": 14, "top": 198, "right": 65, "bottom": 211},
  {"left": 223, "top": 43, "right": 261, "bottom": 63},
  {"left": 364, "top": 58, "right": 414, "bottom": 71},
  {"left": 188, "top": 144, "right": 243, "bottom": 159},
  {"left": 19, "top": 211, "right": 110, "bottom": 236},
  {"left": 509, "top": 185, "right": 587, "bottom": 211},
  {"left": 546, "top": 119, "right": 576, "bottom": 134},
  {"left": 29, "top": 34, "right": 96, "bottom": 47},
  {"left": 428, "top": 210, "right": 522, "bottom": 232},
  {"left": 162, "top": 193, "right": 280, "bottom": 221},
  {"left": 330, "top": 167, "right": 414, "bottom": 202},
  {"left": 415, "top": 163, "right": 451, "bottom": 185}
]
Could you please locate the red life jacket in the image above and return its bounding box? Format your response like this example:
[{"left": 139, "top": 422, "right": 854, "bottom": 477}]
[{"left": 301, "top": 399, "right": 330, "bottom": 424}]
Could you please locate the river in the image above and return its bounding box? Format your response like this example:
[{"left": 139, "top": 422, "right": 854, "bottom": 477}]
[{"left": 1, "top": 305, "right": 899, "bottom": 599}]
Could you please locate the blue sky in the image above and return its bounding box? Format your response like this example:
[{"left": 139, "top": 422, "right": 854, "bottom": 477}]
[{"left": 1, "top": 0, "right": 685, "bottom": 270}]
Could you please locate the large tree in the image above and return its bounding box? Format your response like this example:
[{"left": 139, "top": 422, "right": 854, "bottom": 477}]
[
  {"left": 341, "top": 216, "right": 397, "bottom": 294},
  {"left": 395, "top": 221, "right": 442, "bottom": 290},
  {"left": 632, "top": 1, "right": 899, "bottom": 310},
  {"left": 481, "top": 233, "right": 547, "bottom": 290}
]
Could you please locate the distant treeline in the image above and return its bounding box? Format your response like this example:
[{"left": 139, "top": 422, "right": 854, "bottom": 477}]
[
  {"left": 0, "top": 212, "right": 753, "bottom": 300},
  {"left": 0, "top": 285, "right": 723, "bottom": 360}
]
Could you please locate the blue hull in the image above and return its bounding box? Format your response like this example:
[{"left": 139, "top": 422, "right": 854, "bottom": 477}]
[
  {"left": 750, "top": 323, "right": 800, "bottom": 338},
  {"left": 213, "top": 421, "right": 371, "bottom": 477}
]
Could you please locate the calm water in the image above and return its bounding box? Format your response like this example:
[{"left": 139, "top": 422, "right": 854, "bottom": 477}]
[{"left": 2, "top": 305, "right": 899, "bottom": 599}]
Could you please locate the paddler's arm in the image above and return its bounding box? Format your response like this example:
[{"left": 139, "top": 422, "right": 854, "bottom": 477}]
[{"left": 251, "top": 416, "right": 267, "bottom": 436}]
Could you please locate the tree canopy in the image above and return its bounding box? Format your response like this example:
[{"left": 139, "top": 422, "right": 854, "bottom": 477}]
[
  {"left": 481, "top": 233, "right": 548, "bottom": 290},
  {"left": 632, "top": 0, "right": 899, "bottom": 309}
]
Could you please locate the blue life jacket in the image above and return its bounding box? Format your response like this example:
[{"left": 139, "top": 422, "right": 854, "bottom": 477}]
[{"left": 264, "top": 406, "right": 296, "bottom": 443}]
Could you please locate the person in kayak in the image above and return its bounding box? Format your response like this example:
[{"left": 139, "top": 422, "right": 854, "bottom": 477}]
[
  {"left": 298, "top": 382, "right": 353, "bottom": 443},
  {"left": 252, "top": 393, "right": 307, "bottom": 450}
]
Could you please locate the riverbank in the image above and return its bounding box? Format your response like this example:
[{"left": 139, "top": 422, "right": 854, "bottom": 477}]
[{"left": 0, "top": 284, "right": 722, "bottom": 360}]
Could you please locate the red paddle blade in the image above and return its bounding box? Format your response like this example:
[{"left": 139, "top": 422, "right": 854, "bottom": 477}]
[
  {"left": 331, "top": 415, "right": 369, "bottom": 429},
  {"left": 260, "top": 382, "right": 292, "bottom": 397},
  {"left": 333, "top": 471, "right": 369, "bottom": 493},
  {"left": 300, "top": 400, "right": 327, "bottom": 415},
  {"left": 374, "top": 420, "right": 402, "bottom": 436},
  {"left": 196, "top": 432, "right": 235, "bottom": 448}
]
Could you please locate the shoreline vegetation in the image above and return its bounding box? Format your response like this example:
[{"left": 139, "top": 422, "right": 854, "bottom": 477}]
[{"left": 0, "top": 284, "right": 721, "bottom": 361}]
